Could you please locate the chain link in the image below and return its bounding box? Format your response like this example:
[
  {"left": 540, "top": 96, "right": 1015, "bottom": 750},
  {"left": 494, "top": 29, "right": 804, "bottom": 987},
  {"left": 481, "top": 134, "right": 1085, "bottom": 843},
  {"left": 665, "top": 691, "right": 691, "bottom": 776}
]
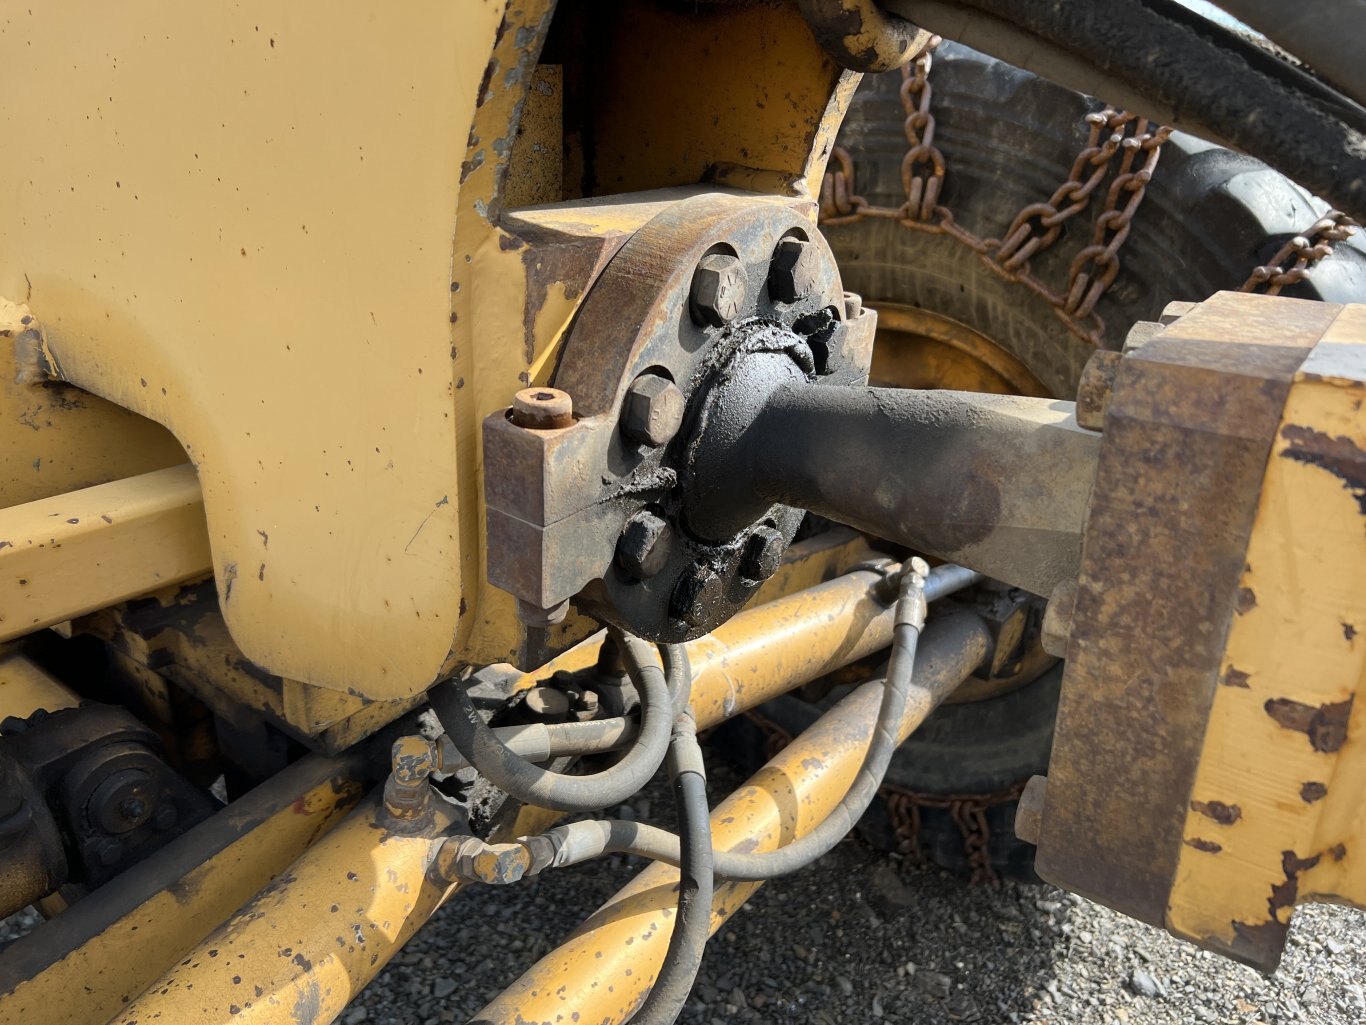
[
  {"left": 884, "top": 782, "right": 1026, "bottom": 886},
  {"left": 820, "top": 38, "right": 1175, "bottom": 348},
  {"left": 1240, "top": 210, "right": 1359, "bottom": 295}
]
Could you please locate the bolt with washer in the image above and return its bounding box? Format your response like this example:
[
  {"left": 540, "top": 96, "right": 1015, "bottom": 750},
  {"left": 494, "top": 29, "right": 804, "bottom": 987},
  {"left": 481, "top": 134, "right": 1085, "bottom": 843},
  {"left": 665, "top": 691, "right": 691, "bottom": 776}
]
[
  {"left": 690, "top": 253, "right": 747, "bottom": 327},
  {"left": 621, "top": 373, "right": 685, "bottom": 447}
]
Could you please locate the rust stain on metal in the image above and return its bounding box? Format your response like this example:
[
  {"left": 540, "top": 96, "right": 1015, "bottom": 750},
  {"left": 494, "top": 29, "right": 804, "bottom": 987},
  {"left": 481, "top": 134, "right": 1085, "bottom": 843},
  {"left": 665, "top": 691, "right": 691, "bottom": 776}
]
[
  {"left": 1280, "top": 423, "right": 1366, "bottom": 514},
  {"left": 1300, "top": 781, "right": 1328, "bottom": 803},
  {"left": 1264, "top": 696, "right": 1354, "bottom": 752},
  {"left": 1184, "top": 838, "right": 1223, "bottom": 853},
  {"left": 1220, "top": 666, "right": 1251, "bottom": 688},
  {"left": 1190, "top": 799, "right": 1241, "bottom": 825}
]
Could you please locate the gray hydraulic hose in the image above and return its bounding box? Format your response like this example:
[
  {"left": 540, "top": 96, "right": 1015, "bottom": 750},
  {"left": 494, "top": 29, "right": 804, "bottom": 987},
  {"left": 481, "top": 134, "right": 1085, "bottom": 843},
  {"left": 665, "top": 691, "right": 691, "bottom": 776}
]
[
  {"left": 544, "top": 560, "right": 933, "bottom": 880},
  {"left": 435, "top": 716, "right": 639, "bottom": 773},
  {"left": 430, "top": 633, "right": 690, "bottom": 813},
  {"left": 627, "top": 712, "right": 713, "bottom": 1025}
]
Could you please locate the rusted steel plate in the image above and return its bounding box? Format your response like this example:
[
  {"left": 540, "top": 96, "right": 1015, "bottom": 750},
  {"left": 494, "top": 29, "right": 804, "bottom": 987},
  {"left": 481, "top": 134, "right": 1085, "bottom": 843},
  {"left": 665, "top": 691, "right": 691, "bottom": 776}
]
[{"left": 1035, "top": 292, "right": 1339, "bottom": 926}]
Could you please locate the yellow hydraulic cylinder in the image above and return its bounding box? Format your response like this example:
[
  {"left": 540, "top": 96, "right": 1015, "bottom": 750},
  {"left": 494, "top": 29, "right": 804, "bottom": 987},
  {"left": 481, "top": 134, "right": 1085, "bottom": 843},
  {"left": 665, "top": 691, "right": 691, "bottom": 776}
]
[
  {"left": 106, "top": 789, "right": 460, "bottom": 1025},
  {"left": 473, "top": 611, "right": 992, "bottom": 1024}
]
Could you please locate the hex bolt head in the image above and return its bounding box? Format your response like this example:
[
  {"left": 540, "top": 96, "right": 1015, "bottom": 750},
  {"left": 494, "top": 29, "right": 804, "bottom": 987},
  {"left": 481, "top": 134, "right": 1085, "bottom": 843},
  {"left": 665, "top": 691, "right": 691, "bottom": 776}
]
[
  {"left": 669, "top": 564, "right": 726, "bottom": 627},
  {"left": 615, "top": 511, "right": 673, "bottom": 579},
  {"left": 95, "top": 837, "right": 124, "bottom": 867},
  {"left": 510, "top": 386, "right": 574, "bottom": 430},
  {"left": 768, "top": 237, "right": 820, "bottom": 303},
  {"left": 621, "top": 373, "right": 686, "bottom": 447},
  {"left": 739, "top": 526, "right": 785, "bottom": 582},
  {"left": 689, "top": 253, "right": 747, "bottom": 327}
]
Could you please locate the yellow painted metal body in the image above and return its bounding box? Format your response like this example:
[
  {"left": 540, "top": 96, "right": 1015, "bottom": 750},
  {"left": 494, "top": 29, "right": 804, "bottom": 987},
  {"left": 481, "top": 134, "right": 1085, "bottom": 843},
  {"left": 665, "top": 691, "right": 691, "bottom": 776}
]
[
  {"left": 1167, "top": 304, "right": 1366, "bottom": 957},
  {"left": 0, "top": 466, "right": 210, "bottom": 642},
  {"left": 0, "top": 1, "right": 853, "bottom": 701}
]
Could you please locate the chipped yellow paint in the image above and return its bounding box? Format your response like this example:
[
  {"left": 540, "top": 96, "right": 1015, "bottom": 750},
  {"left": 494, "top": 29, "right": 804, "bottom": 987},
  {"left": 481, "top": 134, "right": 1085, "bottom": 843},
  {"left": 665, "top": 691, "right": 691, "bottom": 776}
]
[
  {"left": 0, "top": 301, "right": 187, "bottom": 506},
  {"left": 1168, "top": 304, "right": 1366, "bottom": 963}
]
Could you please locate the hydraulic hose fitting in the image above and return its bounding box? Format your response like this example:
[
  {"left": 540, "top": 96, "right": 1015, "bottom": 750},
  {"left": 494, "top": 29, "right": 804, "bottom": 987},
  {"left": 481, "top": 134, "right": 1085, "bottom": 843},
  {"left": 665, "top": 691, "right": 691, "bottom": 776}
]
[
  {"left": 896, "top": 557, "right": 930, "bottom": 632},
  {"left": 382, "top": 735, "right": 437, "bottom": 825}
]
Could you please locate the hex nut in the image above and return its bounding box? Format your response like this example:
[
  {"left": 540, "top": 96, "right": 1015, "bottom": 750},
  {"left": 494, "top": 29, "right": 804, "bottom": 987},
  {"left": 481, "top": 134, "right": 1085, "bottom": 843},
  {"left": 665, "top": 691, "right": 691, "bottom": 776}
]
[
  {"left": 94, "top": 837, "right": 124, "bottom": 867},
  {"left": 1014, "top": 774, "right": 1048, "bottom": 845},
  {"left": 768, "top": 237, "right": 820, "bottom": 303},
  {"left": 690, "top": 253, "right": 747, "bottom": 327},
  {"left": 511, "top": 387, "right": 574, "bottom": 430},
  {"left": 615, "top": 511, "right": 673, "bottom": 579},
  {"left": 622, "top": 374, "right": 686, "bottom": 447},
  {"left": 1041, "top": 579, "right": 1079, "bottom": 658},
  {"left": 739, "top": 526, "right": 785, "bottom": 582},
  {"left": 669, "top": 565, "right": 725, "bottom": 627},
  {"left": 1074, "top": 349, "right": 1124, "bottom": 431}
]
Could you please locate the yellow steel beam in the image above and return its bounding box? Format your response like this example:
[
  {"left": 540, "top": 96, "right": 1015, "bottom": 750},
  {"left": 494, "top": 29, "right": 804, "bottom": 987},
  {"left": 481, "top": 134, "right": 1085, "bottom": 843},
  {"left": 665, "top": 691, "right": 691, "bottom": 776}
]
[
  {"left": 474, "top": 613, "right": 992, "bottom": 1023},
  {"left": 0, "top": 754, "right": 364, "bottom": 1025},
  {"left": 0, "top": 465, "right": 211, "bottom": 642}
]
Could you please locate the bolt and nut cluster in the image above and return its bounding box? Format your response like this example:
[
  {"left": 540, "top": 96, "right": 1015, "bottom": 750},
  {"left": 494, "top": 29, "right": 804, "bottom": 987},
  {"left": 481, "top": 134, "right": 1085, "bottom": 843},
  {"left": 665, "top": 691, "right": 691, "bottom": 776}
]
[{"left": 498, "top": 223, "right": 840, "bottom": 640}]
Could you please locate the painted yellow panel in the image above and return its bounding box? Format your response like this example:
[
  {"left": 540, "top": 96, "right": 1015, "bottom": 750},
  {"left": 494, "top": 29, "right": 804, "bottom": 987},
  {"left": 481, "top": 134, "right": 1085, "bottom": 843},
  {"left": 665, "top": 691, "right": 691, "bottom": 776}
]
[
  {"left": 0, "top": 2, "right": 507, "bottom": 697},
  {"left": 1168, "top": 305, "right": 1366, "bottom": 963}
]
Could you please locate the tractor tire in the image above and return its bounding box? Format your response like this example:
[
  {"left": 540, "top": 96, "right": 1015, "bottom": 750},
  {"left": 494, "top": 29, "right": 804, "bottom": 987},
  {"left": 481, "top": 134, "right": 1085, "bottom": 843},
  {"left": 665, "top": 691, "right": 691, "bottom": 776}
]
[{"left": 727, "top": 41, "right": 1366, "bottom": 884}]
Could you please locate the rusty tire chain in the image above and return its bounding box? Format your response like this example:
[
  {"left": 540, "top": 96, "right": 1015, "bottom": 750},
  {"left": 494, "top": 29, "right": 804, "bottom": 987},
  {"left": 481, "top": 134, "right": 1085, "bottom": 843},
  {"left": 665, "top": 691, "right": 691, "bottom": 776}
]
[
  {"left": 1240, "top": 210, "right": 1360, "bottom": 295},
  {"left": 740, "top": 709, "right": 1021, "bottom": 885},
  {"left": 819, "top": 38, "right": 1175, "bottom": 348},
  {"left": 882, "top": 782, "right": 1026, "bottom": 887}
]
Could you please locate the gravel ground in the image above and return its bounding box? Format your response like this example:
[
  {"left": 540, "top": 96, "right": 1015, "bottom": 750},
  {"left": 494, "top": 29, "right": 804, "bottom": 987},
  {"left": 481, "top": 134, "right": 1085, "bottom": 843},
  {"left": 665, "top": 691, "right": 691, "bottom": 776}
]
[{"left": 5, "top": 746, "right": 1363, "bottom": 1025}]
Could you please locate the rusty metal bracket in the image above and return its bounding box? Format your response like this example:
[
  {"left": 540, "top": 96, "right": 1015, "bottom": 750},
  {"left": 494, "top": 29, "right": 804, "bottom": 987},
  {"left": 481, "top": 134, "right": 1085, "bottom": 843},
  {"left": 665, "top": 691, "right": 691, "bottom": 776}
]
[
  {"left": 484, "top": 192, "right": 873, "bottom": 641},
  {"left": 1032, "top": 291, "right": 1366, "bottom": 970}
]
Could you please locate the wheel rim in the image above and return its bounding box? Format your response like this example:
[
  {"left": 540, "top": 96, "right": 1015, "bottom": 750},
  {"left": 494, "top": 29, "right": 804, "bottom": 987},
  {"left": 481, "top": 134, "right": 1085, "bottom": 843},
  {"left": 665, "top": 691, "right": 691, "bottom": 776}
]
[{"left": 867, "top": 302, "right": 1052, "bottom": 398}]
